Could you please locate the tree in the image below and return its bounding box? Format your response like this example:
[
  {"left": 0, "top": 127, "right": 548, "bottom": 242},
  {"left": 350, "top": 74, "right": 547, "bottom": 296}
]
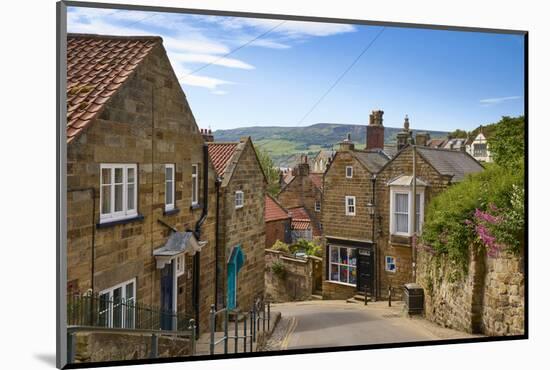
[
  {"left": 487, "top": 116, "right": 525, "bottom": 167},
  {"left": 255, "top": 146, "right": 281, "bottom": 196},
  {"left": 448, "top": 129, "right": 468, "bottom": 139}
]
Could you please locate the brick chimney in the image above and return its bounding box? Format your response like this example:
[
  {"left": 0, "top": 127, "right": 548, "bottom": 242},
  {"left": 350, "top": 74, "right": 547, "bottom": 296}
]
[
  {"left": 415, "top": 132, "right": 430, "bottom": 146},
  {"left": 201, "top": 128, "right": 214, "bottom": 142},
  {"left": 397, "top": 115, "right": 413, "bottom": 151},
  {"left": 366, "top": 110, "right": 385, "bottom": 150},
  {"left": 339, "top": 133, "right": 355, "bottom": 152},
  {"left": 294, "top": 154, "right": 310, "bottom": 177}
]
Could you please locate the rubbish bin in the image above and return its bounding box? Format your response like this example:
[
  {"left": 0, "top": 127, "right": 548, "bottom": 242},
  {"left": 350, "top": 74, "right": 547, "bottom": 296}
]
[{"left": 404, "top": 283, "right": 424, "bottom": 314}]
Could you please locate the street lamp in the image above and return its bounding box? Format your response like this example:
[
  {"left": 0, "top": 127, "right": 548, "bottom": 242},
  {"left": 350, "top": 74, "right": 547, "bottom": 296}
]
[{"left": 366, "top": 201, "right": 375, "bottom": 216}]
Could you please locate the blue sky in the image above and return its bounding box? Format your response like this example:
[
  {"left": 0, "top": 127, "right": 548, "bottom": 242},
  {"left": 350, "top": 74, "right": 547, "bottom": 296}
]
[{"left": 67, "top": 7, "right": 525, "bottom": 132}]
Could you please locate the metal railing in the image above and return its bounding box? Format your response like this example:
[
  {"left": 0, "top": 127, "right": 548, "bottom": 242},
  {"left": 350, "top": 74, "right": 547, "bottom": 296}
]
[
  {"left": 66, "top": 292, "right": 196, "bottom": 363},
  {"left": 67, "top": 292, "right": 193, "bottom": 332},
  {"left": 209, "top": 300, "right": 271, "bottom": 355}
]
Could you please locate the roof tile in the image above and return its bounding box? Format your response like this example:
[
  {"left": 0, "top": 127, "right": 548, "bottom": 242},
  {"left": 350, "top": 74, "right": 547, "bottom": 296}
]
[
  {"left": 265, "top": 195, "right": 290, "bottom": 222},
  {"left": 207, "top": 143, "right": 239, "bottom": 176}
]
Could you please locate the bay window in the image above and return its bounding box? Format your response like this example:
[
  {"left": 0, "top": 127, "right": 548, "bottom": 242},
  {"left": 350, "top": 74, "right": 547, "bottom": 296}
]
[
  {"left": 100, "top": 164, "right": 138, "bottom": 222},
  {"left": 329, "top": 246, "right": 357, "bottom": 285},
  {"left": 389, "top": 186, "right": 424, "bottom": 236}
]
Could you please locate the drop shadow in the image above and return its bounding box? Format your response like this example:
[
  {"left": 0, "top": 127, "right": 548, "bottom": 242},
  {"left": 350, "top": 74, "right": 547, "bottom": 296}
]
[{"left": 34, "top": 353, "right": 57, "bottom": 367}]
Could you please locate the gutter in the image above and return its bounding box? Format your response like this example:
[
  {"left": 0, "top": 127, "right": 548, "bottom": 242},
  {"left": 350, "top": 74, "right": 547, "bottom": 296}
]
[
  {"left": 370, "top": 175, "right": 377, "bottom": 300},
  {"left": 192, "top": 143, "right": 209, "bottom": 334}
]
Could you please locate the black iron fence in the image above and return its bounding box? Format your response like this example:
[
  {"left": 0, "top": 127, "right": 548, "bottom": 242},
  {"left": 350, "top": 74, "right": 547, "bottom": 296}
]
[
  {"left": 209, "top": 300, "right": 272, "bottom": 355},
  {"left": 67, "top": 292, "right": 193, "bottom": 332}
]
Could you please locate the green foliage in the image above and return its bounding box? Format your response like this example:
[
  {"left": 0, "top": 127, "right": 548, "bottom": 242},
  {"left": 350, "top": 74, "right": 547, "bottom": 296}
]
[
  {"left": 270, "top": 240, "right": 290, "bottom": 253},
  {"left": 255, "top": 146, "right": 281, "bottom": 196},
  {"left": 448, "top": 129, "right": 468, "bottom": 138},
  {"left": 420, "top": 161, "right": 524, "bottom": 270},
  {"left": 290, "top": 239, "right": 323, "bottom": 257},
  {"left": 487, "top": 116, "right": 525, "bottom": 168},
  {"left": 271, "top": 260, "right": 287, "bottom": 278}
]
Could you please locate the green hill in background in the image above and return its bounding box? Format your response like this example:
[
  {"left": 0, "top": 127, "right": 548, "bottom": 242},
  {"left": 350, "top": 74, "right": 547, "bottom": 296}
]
[{"left": 213, "top": 123, "right": 449, "bottom": 167}]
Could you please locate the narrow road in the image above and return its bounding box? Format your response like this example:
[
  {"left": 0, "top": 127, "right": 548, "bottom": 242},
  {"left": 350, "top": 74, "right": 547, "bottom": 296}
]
[{"left": 270, "top": 300, "right": 478, "bottom": 350}]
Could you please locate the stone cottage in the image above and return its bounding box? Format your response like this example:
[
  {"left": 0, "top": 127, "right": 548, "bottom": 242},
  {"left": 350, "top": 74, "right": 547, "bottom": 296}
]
[
  {"left": 321, "top": 110, "right": 484, "bottom": 301},
  {"left": 277, "top": 155, "right": 323, "bottom": 240},
  {"left": 207, "top": 137, "right": 267, "bottom": 311},
  {"left": 265, "top": 194, "right": 291, "bottom": 249},
  {"left": 66, "top": 33, "right": 218, "bottom": 335}
]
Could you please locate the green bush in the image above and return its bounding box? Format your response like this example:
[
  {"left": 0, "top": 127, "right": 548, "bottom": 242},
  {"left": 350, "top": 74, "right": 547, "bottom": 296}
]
[
  {"left": 271, "top": 260, "right": 286, "bottom": 278},
  {"left": 290, "top": 239, "right": 323, "bottom": 257},
  {"left": 271, "top": 240, "right": 290, "bottom": 253},
  {"left": 420, "top": 161, "right": 524, "bottom": 271}
]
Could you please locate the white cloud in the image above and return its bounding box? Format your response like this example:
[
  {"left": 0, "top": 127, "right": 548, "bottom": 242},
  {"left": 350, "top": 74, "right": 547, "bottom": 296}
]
[
  {"left": 169, "top": 52, "right": 254, "bottom": 70},
  {"left": 212, "top": 90, "right": 228, "bottom": 95},
  {"left": 479, "top": 96, "right": 522, "bottom": 105}
]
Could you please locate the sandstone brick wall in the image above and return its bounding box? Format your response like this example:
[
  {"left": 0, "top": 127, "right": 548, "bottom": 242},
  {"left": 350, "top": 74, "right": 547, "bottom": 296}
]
[
  {"left": 217, "top": 141, "right": 266, "bottom": 312},
  {"left": 265, "top": 250, "right": 321, "bottom": 302},
  {"left": 482, "top": 253, "right": 525, "bottom": 335},
  {"left": 67, "top": 43, "right": 217, "bottom": 335},
  {"left": 265, "top": 219, "right": 290, "bottom": 249},
  {"left": 74, "top": 332, "right": 191, "bottom": 363},
  {"left": 322, "top": 281, "right": 357, "bottom": 300},
  {"left": 417, "top": 248, "right": 525, "bottom": 336}
]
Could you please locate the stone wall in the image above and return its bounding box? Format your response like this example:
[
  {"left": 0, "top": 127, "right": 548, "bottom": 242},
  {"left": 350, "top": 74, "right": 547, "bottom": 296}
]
[
  {"left": 66, "top": 43, "right": 217, "bottom": 335},
  {"left": 74, "top": 332, "right": 191, "bottom": 363},
  {"left": 264, "top": 249, "right": 321, "bottom": 302},
  {"left": 218, "top": 140, "right": 266, "bottom": 311},
  {"left": 417, "top": 248, "right": 524, "bottom": 336}
]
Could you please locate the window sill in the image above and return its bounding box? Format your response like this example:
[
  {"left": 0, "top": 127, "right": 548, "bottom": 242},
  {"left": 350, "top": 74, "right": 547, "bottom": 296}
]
[
  {"left": 326, "top": 280, "right": 356, "bottom": 288},
  {"left": 163, "top": 208, "right": 180, "bottom": 216},
  {"left": 97, "top": 214, "right": 144, "bottom": 229},
  {"left": 190, "top": 203, "right": 202, "bottom": 210}
]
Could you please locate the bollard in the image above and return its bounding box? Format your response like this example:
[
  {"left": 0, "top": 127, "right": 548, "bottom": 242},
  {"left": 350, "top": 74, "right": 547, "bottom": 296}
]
[
  {"left": 224, "top": 308, "right": 229, "bottom": 354},
  {"left": 150, "top": 334, "right": 158, "bottom": 359},
  {"left": 364, "top": 283, "right": 368, "bottom": 306},
  {"left": 388, "top": 285, "right": 392, "bottom": 307},
  {"left": 267, "top": 302, "right": 271, "bottom": 331},
  {"left": 234, "top": 312, "right": 238, "bottom": 354},
  {"left": 67, "top": 332, "right": 76, "bottom": 364},
  {"left": 209, "top": 305, "right": 216, "bottom": 355}
]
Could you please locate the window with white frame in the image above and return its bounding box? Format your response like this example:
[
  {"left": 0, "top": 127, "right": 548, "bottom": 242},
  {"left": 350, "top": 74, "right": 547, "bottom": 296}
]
[
  {"left": 98, "top": 279, "right": 136, "bottom": 329},
  {"left": 315, "top": 200, "right": 321, "bottom": 212},
  {"left": 329, "top": 246, "right": 357, "bottom": 285},
  {"left": 100, "top": 164, "right": 138, "bottom": 222},
  {"left": 191, "top": 164, "right": 199, "bottom": 205},
  {"left": 346, "top": 166, "right": 353, "bottom": 178},
  {"left": 345, "top": 196, "right": 356, "bottom": 216},
  {"left": 390, "top": 188, "right": 424, "bottom": 236},
  {"left": 385, "top": 256, "right": 396, "bottom": 272},
  {"left": 165, "top": 164, "right": 175, "bottom": 211},
  {"left": 175, "top": 255, "right": 185, "bottom": 277},
  {"left": 235, "top": 190, "right": 244, "bottom": 209}
]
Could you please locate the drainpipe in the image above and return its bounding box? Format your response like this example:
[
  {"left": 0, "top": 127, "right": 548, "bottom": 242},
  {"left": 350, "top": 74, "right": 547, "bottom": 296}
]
[
  {"left": 192, "top": 143, "right": 209, "bottom": 334},
  {"left": 370, "top": 175, "right": 377, "bottom": 300},
  {"left": 412, "top": 145, "right": 417, "bottom": 282},
  {"left": 214, "top": 176, "right": 222, "bottom": 310},
  {"left": 67, "top": 187, "right": 96, "bottom": 293}
]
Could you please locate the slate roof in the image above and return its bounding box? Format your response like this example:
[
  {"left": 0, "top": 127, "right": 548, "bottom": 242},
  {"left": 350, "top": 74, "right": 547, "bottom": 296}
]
[
  {"left": 352, "top": 150, "right": 391, "bottom": 173},
  {"left": 207, "top": 143, "right": 239, "bottom": 177},
  {"left": 387, "top": 175, "right": 429, "bottom": 187},
  {"left": 265, "top": 194, "right": 290, "bottom": 222},
  {"left": 417, "top": 147, "right": 484, "bottom": 182},
  {"left": 66, "top": 34, "right": 161, "bottom": 143}
]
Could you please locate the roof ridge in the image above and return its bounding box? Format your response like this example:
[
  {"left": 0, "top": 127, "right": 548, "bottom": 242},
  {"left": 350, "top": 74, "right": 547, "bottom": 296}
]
[{"left": 67, "top": 33, "right": 163, "bottom": 42}]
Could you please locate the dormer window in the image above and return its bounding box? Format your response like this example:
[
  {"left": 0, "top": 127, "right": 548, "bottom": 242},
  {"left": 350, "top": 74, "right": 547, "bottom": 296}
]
[{"left": 346, "top": 166, "right": 353, "bottom": 178}]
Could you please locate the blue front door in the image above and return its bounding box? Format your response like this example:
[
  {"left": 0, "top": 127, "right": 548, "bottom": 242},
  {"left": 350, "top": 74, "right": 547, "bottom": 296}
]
[
  {"left": 227, "top": 245, "right": 245, "bottom": 310},
  {"left": 160, "top": 261, "right": 174, "bottom": 330}
]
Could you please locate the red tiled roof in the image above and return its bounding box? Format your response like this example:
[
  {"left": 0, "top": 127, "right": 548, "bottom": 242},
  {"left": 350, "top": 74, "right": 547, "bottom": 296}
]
[
  {"left": 291, "top": 220, "right": 311, "bottom": 231},
  {"left": 66, "top": 34, "right": 161, "bottom": 143},
  {"left": 309, "top": 173, "right": 323, "bottom": 190},
  {"left": 207, "top": 143, "right": 239, "bottom": 176},
  {"left": 265, "top": 195, "right": 290, "bottom": 222},
  {"left": 288, "top": 207, "right": 311, "bottom": 222}
]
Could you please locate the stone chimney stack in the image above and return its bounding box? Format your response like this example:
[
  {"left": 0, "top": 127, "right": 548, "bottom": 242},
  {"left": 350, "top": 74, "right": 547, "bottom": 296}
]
[
  {"left": 201, "top": 128, "right": 214, "bottom": 142},
  {"left": 366, "top": 110, "right": 385, "bottom": 150},
  {"left": 294, "top": 154, "right": 310, "bottom": 177},
  {"left": 415, "top": 132, "right": 430, "bottom": 146},
  {"left": 339, "top": 133, "right": 355, "bottom": 152},
  {"left": 397, "top": 115, "right": 413, "bottom": 151}
]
